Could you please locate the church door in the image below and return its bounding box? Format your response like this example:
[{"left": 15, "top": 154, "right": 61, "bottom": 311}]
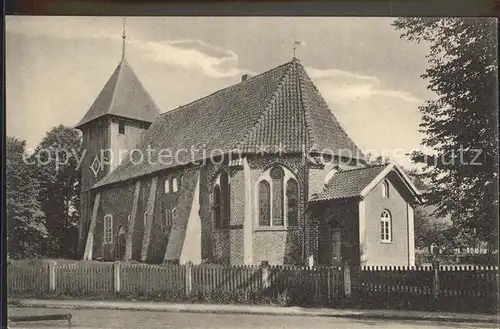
[
  {"left": 116, "top": 226, "right": 126, "bottom": 260},
  {"left": 331, "top": 228, "right": 342, "bottom": 266}
]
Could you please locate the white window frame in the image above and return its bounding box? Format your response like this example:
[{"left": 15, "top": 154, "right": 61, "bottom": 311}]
[
  {"left": 382, "top": 180, "right": 389, "bottom": 198},
  {"left": 255, "top": 165, "right": 298, "bottom": 228},
  {"left": 104, "top": 214, "right": 113, "bottom": 244},
  {"left": 380, "top": 210, "right": 392, "bottom": 243},
  {"left": 172, "top": 177, "right": 178, "bottom": 192}
]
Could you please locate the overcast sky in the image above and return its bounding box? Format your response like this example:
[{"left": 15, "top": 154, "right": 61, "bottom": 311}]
[{"left": 6, "top": 16, "right": 435, "bottom": 167}]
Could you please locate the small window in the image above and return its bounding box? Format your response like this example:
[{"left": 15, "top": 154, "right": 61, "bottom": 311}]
[
  {"left": 118, "top": 120, "right": 125, "bottom": 134},
  {"left": 104, "top": 214, "right": 113, "bottom": 244},
  {"left": 179, "top": 174, "right": 184, "bottom": 189},
  {"left": 382, "top": 180, "right": 389, "bottom": 198},
  {"left": 164, "top": 179, "right": 170, "bottom": 194},
  {"left": 172, "top": 178, "right": 178, "bottom": 192},
  {"left": 380, "top": 210, "right": 392, "bottom": 242},
  {"left": 165, "top": 208, "right": 172, "bottom": 226},
  {"left": 127, "top": 214, "right": 131, "bottom": 225},
  {"left": 144, "top": 211, "right": 148, "bottom": 228}
]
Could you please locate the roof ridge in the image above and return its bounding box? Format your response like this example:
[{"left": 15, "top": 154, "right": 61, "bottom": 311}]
[
  {"left": 295, "top": 60, "right": 317, "bottom": 152},
  {"left": 235, "top": 61, "right": 295, "bottom": 150},
  {"left": 158, "top": 60, "right": 295, "bottom": 119},
  {"left": 336, "top": 163, "right": 387, "bottom": 173}
]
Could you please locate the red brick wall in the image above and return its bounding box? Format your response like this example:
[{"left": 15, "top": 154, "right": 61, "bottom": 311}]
[
  {"left": 94, "top": 183, "right": 135, "bottom": 260},
  {"left": 248, "top": 155, "right": 306, "bottom": 265}
]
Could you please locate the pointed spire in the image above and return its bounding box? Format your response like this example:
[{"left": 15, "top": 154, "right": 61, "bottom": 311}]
[{"left": 121, "top": 17, "right": 127, "bottom": 59}]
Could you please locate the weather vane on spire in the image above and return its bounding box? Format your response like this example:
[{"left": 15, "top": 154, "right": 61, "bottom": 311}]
[
  {"left": 293, "top": 40, "right": 306, "bottom": 58},
  {"left": 122, "top": 17, "right": 127, "bottom": 59}
]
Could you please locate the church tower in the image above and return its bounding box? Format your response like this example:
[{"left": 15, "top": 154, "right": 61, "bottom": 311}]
[{"left": 75, "top": 20, "right": 160, "bottom": 254}]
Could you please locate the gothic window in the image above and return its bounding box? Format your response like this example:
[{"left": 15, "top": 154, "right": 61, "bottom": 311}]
[
  {"left": 213, "top": 185, "right": 222, "bottom": 229},
  {"left": 164, "top": 178, "right": 170, "bottom": 194},
  {"left": 165, "top": 208, "right": 172, "bottom": 227},
  {"left": 259, "top": 181, "right": 271, "bottom": 226},
  {"left": 213, "top": 171, "right": 230, "bottom": 229},
  {"left": 381, "top": 210, "right": 392, "bottom": 242},
  {"left": 172, "top": 207, "right": 178, "bottom": 225},
  {"left": 257, "top": 165, "right": 299, "bottom": 228},
  {"left": 287, "top": 179, "right": 298, "bottom": 227},
  {"left": 382, "top": 180, "right": 389, "bottom": 198},
  {"left": 172, "top": 177, "right": 178, "bottom": 192},
  {"left": 220, "top": 171, "right": 230, "bottom": 228},
  {"left": 270, "top": 167, "right": 284, "bottom": 226},
  {"left": 104, "top": 214, "right": 113, "bottom": 244}
]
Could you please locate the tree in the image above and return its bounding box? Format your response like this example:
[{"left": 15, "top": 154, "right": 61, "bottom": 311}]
[
  {"left": 34, "top": 125, "right": 82, "bottom": 259},
  {"left": 364, "top": 152, "right": 391, "bottom": 165},
  {"left": 6, "top": 137, "right": 48, "bottom": 259},
  {"left": 392, "top": 18, "right": 498, "bottom": 252}
]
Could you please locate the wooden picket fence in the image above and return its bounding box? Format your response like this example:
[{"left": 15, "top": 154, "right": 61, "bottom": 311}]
[
  {"left": 351, "top": 265, "right": 499, "bottom": 313},
  {"left": 7, "top": 262, "right": 499, "bottom": 313}
]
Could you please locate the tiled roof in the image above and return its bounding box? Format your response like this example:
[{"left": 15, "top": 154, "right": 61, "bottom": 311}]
[
  {"left": 93, "top": 58, "right": 364, "bottom": 189},
  {"left": 311, "top": 164, "right": 388, "bottom": 201},
  {"left": 76, "top": 58, "right": 160, "bottom": 128}
]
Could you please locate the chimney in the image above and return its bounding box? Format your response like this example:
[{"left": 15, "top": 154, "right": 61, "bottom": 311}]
[{"left": 241, "top": 74, "right": 251, "bottom": 82}]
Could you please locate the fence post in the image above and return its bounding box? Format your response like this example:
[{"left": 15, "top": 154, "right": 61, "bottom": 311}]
[
  {"left": 261, "top": 261, "right": 270, "bottom": 289},
  {"left": 343, "top": 265, "right": 351, "bottom": 305},
  {"left": 432, "top": 259, "right": 440, "bottom": 307},
  {"left": 185, "top": 262, "right": 193, "bottom": 296},
  {"left": 113, "top": 262, "right": 121, "bottom": 293},
  {"left": 48, "top": 261, "right": 56, "bottom": 293}
]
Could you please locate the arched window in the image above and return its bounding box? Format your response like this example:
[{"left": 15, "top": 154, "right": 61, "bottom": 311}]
[
  {"left": 179, "top": 174, "right": 184, "bottom": 189},
  {"left": 287, "top": 179, "right": 298, "bottom": 227},
  {"left": 172, "top": 207, "right": 178, "bottom": 225},
  {"left": 213, "top": 185, "right": 222, "bottom": 229},
  {"left": 270, "top": 167, "right": 284, "bottom": 226},
  {"left": 213, "top": 171, "right": 230, "bottom": 229},
  {"left": 144, "top": 211, "right": 148, "bottom": 228},
  {"left": 382, "top": 180, "right": 389, "bottom": 198},
  {"left": 220, "top": 171, "right": 230, "bottom": 228},
  {"left": 172, "top": 178, "right": 178, "bottom": 192},
  {"left": 381, "top": 210, "right": 392, "bottom": 242},
  {"left": 165, "top": 208, "right": 172, "bottom": 227},
  {"left": 104, "top": 214, "right": 113, "bottom": 244},
  {"left": 259, "top": 180, "right": 271, "bottom": 226},
  {"left": 164, "top": 179, "right": 170, "bottom": 194}
]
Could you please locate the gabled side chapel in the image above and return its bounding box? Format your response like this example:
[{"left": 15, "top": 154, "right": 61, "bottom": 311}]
[{"left": 77, "top": 33, "right": 420, "bottom": 267}]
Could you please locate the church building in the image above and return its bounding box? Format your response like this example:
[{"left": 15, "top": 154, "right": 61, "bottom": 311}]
[{"left": 77, "top": 31, "right": 420, "bottom": 267}]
